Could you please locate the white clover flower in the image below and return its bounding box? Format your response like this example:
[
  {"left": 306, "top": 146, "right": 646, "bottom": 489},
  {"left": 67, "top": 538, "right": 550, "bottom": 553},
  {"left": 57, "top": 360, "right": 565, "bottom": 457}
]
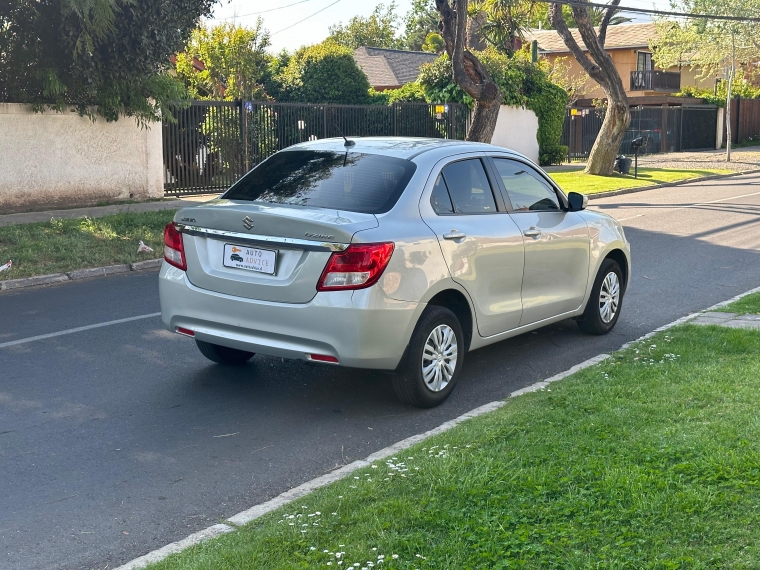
[
  {"left": 391, "top": 554, "right": 399, "bottom": 559},
  {"left": 332, "top": 512, "right": 338, "bottom": 515},
  {"left": 316, "top": 511, "right": 321, "bottom": 515},
  {"left": 310, "top": 547, "right": 316, "bottom": 551},
  {"left": 378, "top": 555, "right": 384, "bottom": 559}
]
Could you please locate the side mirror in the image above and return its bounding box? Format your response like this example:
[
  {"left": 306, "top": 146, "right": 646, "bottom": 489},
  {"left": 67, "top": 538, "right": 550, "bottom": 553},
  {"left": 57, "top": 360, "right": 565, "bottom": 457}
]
[{"left": 567, "top": 192, "right": 588, "bottom": 211}]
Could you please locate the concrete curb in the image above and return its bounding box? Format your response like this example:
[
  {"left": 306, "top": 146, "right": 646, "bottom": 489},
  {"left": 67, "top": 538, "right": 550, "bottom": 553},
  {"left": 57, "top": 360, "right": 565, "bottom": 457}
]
[
  {"left": 112, "top": 282, "right": 760, "bottom": 570},
  {"left": 586, "top": 168, "right": 760, "bottom": 201},
  {"left": 0, "top": 259, "right": 163, "bottom": 291}
]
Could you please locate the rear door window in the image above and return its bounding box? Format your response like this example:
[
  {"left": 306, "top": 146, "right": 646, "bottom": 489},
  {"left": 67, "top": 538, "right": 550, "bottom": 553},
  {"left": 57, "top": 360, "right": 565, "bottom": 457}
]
[
  {"left": 223, "top": 150, "right": 417, "bottom": 214},
  {"left": 439, "top": 159, "right": 497, "bottom": 214}
]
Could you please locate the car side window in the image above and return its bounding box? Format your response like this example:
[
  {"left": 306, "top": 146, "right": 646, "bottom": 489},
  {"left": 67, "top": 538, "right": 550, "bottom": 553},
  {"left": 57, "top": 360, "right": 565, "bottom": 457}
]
[
  {"left": 492, "top": 158, "right": 560, "bottom": 212},
  {"left": 439, "top": 159, "right": 497, "bottom": 214},
  {"left": 430, "top": 174, "right": 454, "bottom": 214}
]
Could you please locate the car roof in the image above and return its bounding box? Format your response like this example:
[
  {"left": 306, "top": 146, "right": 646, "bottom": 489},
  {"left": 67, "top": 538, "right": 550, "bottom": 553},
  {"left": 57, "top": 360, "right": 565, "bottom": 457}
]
[{"left": 287, "top": 136, "right": 524, "bottom": 160}]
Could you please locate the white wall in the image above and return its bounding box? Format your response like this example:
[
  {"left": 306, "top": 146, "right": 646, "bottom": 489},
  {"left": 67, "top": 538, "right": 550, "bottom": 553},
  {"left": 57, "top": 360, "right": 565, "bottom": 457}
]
[
  {"left": 0, "top": 103, "right": 163, "bottom": 213},
  {"left": 490, "top": 106, "right": 540, "bottom": 163}
]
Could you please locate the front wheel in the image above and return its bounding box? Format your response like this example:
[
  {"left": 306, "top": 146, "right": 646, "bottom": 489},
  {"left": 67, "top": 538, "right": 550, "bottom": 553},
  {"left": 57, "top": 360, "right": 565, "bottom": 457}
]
[
  {"left": 392, "top": 306, "right": 464, "bottom": 408},
  {"left": 577, "top": 258, "right": 623, "bottom": 335},
  {"left": 195, "top": 340, "right": 254, "bottom": 365}
]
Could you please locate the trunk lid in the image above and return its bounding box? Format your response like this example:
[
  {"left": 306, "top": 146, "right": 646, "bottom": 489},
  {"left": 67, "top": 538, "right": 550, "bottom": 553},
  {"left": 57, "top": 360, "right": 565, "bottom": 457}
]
[{"left": 177, "top": 199, "right": 378, "bottom": 303}]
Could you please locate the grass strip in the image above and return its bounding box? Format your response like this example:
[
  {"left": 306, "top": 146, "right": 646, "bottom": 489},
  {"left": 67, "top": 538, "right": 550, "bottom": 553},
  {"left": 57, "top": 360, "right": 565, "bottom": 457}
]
[
  {"left": 716, "top": 291, "right": 760, "bottom": 315},
  {"left": 549, "top": 167, "right": 733, "bottom": 195},
  {"left": 0, "top": 210, "right": 176, "bottom": 280},
  {"left": 146, "top": 324, "right": 760, "bottom": 570}
]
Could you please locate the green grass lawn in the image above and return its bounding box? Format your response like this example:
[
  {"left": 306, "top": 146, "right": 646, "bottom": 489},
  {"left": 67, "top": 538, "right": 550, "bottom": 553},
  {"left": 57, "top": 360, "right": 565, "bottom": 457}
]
[
  {"left": 146, "top": 324, "right": 760, "bottom": 570},
  {"left": 0, "top": 210, "right": 176, "bottom": 280},
  {"left": 549, "top": 168, "right": 733, "bottom": 195},
  {"left": 716, "top": 291, "right": 760, "bottom": 315}
]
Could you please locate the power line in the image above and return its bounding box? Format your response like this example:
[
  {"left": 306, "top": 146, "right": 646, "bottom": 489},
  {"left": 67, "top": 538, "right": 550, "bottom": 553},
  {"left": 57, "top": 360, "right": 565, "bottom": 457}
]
[
  {"left": 217, "top": 0, "right": 318, "bottom": 21},
  {"left": 545, "top": 0, "right": 760, "bottom": 23},
  {"left": 271, "top": 0, "right": 343, "bottom": 35}
]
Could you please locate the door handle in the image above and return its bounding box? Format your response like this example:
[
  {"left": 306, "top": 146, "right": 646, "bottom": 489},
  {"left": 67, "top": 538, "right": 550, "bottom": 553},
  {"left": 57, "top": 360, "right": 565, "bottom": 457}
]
[
  {"left": 523, "top": 227, "right": 542, "bottom": 238},
  {"left": 443, "top": 230, "right": 466, "bottom": 240}
]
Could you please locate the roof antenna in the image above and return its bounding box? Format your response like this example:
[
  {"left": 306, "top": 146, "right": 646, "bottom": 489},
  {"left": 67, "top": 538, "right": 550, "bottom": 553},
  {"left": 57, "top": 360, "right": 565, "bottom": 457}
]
[{"left": 333, "top": 123, "right": 355, "bottom": 148}]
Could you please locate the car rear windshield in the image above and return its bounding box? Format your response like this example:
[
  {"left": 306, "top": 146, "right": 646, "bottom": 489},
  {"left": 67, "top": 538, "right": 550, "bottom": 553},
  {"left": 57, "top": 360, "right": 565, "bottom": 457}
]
[{"left": 223, "top": 150, "right": 417, "bottom": 214}]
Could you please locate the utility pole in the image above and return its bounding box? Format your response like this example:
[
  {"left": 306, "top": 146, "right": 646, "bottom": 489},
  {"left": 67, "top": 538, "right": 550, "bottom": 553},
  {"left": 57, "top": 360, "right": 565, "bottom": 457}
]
[{"left": 725, "top": 28, "right": 736, "bottom": 163}]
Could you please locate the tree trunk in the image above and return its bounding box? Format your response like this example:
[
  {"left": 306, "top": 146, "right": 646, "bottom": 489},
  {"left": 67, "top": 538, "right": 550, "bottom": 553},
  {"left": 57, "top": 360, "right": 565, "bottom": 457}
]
[
  {"left": 586, "top": 100, "right": 629, "bottom": 174},
  {"left": 549, "top": 0, "right": 630, "bottom": 175},
  {"left": 436, "top": 0, "right": 502, "bottom": 143}
]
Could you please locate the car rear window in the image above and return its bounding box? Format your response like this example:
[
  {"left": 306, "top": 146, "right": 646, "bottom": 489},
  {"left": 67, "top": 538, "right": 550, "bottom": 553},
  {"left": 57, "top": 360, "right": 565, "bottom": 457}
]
[{"left": 223, "top": 150, "right": 417, "bottom": 214}]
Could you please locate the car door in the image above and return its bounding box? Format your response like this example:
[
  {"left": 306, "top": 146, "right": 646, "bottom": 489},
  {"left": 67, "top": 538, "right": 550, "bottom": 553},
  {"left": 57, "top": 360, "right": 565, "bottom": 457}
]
[
  {"left": 420, "top": 155, "right": 525, "bottom": 337},
  {"left": 489, "top": 156, "right": 590, "bottom": 326}
]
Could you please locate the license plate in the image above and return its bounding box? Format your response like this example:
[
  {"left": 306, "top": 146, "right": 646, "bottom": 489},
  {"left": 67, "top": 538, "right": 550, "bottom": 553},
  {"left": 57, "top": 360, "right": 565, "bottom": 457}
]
[{"left": 223, "top": 244, "right": 277, "bottom": 275}]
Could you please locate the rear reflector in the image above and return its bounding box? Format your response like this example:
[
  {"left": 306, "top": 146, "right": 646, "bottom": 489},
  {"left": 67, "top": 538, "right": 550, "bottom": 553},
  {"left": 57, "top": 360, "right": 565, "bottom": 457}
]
[
  {"left": 164, "top": 223, "right": 187, "bottom": 271},
  {"left": 310, "top": 354, "right": 339, "bottom": 363},
  {"left": 317, "top": 242, "right": 394, "bottom": 291},
  {"left": 176, "top": 327, "right": 195, "bottom": 337}
]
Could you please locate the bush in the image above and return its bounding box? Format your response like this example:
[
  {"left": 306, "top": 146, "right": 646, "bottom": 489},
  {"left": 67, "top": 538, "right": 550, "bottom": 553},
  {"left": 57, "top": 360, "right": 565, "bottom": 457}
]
[
  {"left": 418, "top": 48, "right": 569, "bottom": 165},
  {"left": 539, "top": 145, "right": 568, "bottom": 166},
  {"left": 274, "top": 41, "right": 371, "bottom": 104},
  {"left": 385, "top": 82, "right": 428, "bottom": 104}
]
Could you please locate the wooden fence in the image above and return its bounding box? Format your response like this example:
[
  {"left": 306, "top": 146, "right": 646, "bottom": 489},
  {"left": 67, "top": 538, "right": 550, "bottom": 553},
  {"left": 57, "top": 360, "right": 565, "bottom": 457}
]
[{"left": 725, "top": 98, "right": 760, "bottom": 144}]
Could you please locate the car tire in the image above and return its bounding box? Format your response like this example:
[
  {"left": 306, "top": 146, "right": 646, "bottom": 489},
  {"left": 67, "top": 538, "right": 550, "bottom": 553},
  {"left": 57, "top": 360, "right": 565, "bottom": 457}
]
[
  {"left": 577, "top": 258, "right": 624, "bottom": 335},
  {"left": 195, "top": 340, "right": 255, "bottom": 365},
  {"left": 392, "top": 306, "right": 465, "bottom": 408}
]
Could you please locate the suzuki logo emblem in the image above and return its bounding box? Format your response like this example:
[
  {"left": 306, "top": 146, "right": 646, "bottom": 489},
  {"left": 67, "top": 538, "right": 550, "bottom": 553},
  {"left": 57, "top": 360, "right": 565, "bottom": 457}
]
[{"left": 242, "top": 216, "right": 254, "bottom": 230}]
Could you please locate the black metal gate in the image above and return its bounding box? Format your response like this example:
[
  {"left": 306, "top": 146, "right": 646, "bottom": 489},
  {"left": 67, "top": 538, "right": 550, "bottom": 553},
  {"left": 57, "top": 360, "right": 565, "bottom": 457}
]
[
  {"left": 561, "top": 104, "right": 718, "bottom": 162},
  {"left": 163, "top": 100, "right": 470, "bottom": 195},
  {"left": 681, "top": 106, "right": 718, "bottom": 151}
]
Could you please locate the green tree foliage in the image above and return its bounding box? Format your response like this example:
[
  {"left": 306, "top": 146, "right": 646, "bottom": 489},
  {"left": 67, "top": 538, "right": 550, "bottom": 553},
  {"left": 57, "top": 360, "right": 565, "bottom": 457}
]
[
  {"left": 472, "top": 0, "right": 539, "bottom": 55},
  {"left": 422, "top": 32, "right": 445, "bottom": 53},
  {"left": 653, "top": 0, "right": 759, "bottom": 157},
  {"left": 0, "top": 0, "right": 215, "bottom": 122},
  {"left": 532, "top": 3, "right": 631, "bottom": 29},
  {"left": 403, "top": 0, "right": 441, "bottom": 51},
  {"left": 419, "top": 48, "right": 568, "bottom": 164},
  {"left": 272, "top": 41, "right": 372, "bottom": 104},
  {"left": 327, "top": 3, "right": 403, "bottom": 49},
  {"left": 677, "top": 71, "right": 760, "bottom": 106},
  {"left": 175, "top": 20, "right": 272, "bottom": 101}
]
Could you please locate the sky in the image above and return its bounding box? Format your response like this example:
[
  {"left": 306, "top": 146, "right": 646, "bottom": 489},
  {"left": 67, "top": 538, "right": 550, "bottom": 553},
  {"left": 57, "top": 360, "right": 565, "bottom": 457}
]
[{"left": 207, "top": 0, "right": 672, "bottom": 53}]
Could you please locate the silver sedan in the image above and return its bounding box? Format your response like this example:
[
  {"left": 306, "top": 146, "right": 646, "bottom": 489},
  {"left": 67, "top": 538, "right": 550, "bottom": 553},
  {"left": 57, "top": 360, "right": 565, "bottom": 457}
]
[{"left": 159, "top": 137, "right": 630, "bottom": 407}]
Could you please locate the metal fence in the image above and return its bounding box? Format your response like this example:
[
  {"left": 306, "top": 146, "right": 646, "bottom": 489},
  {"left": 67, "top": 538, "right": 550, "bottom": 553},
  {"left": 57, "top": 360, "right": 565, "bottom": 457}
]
[
  {"left": 163, "top": 100, "right": 470, "bottom": 195},
  {"left": 561, "top": 105, "right": 718, "bottom": 162}
]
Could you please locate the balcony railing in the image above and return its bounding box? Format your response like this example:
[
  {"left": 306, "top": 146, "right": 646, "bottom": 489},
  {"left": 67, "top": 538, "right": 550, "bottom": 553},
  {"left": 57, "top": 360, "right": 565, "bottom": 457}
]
[{"left": 630, "top": 70, "right": 681, "bottom": 92}]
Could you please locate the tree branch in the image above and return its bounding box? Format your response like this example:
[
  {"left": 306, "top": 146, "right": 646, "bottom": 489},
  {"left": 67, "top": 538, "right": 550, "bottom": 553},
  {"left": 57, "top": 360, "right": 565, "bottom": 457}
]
[
  {"left": 548, "top": 3, "right": 605, "bottom": 84},
  {"left": 598, "top": 0, "right": 622, "bottom": 48}
]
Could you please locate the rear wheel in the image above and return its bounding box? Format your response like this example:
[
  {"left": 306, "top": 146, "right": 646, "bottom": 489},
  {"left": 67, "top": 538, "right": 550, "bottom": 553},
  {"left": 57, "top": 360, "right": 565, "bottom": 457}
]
[
  {"left": 196, "top": 340, "right": 254, "bottom": 365},
  {"left": 393, "top": 306, "right": 464, "bottom": 408},
  {"left": 577, "top": 258, "right": 623, "bottom": 335}
]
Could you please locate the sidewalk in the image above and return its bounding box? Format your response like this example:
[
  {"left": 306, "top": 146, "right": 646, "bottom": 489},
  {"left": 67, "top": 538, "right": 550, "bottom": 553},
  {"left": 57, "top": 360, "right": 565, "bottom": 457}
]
[
  {"left": 546, "top": 145, "right": 760, "bottom": 173},
  {"left": 0, "top": 193, "right": 219, "bottom": 227}
]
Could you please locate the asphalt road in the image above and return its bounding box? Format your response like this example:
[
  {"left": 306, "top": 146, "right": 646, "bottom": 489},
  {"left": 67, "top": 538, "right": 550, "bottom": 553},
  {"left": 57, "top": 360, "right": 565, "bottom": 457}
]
[{"left": 2, "top": 174, "right": 760, "bottom": 570}]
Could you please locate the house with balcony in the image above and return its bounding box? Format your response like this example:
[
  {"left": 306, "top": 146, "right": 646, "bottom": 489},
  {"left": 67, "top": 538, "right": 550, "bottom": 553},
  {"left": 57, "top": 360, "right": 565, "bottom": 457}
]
[{"left": 523, "top": 23, "right": 722, "bottom": 107}]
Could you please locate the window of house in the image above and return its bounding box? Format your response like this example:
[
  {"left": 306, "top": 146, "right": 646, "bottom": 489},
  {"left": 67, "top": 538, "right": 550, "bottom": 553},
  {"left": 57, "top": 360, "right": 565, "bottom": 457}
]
[{"left": 637, "top": 52, "right": 653, "bottom": 72}]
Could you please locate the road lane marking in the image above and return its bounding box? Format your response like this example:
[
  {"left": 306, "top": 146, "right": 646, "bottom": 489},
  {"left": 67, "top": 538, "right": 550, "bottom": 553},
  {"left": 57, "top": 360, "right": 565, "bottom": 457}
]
[{"left": 0, "top": 312, "right": 161, "bottom": 349}]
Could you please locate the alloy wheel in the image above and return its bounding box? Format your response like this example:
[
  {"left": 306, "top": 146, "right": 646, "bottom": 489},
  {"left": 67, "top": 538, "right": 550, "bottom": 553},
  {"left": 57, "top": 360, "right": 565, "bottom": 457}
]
[
  {"left": 599, "top": 271, "right": 620, "bottom": 324},
  {"left": 421, "top": 324, "right": 458, "bottom": 392}
]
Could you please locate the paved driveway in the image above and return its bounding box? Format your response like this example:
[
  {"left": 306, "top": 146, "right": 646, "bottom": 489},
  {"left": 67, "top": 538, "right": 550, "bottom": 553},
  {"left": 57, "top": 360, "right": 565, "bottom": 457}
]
[{"left": 2, "top": 174, "right": 760, "bottom": 570}]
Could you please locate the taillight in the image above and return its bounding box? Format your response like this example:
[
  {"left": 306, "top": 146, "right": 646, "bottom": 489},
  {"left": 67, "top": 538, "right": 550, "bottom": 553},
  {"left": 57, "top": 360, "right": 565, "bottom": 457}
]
[
  {"left": 163, "top": 223, "right": 187, "bottom": 271},
  {"left": 317, "top": 243, "right": 394, "bottom": 291}
]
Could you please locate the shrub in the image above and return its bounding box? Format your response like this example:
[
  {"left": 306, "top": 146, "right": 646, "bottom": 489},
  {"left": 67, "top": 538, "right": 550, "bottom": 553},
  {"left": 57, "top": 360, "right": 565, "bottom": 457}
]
[
  {"left": 275, "top": 41, "right": 371, "bottom": 104},
  {"left": 418, "top": 48, "right": 569, "bottom": 165}
]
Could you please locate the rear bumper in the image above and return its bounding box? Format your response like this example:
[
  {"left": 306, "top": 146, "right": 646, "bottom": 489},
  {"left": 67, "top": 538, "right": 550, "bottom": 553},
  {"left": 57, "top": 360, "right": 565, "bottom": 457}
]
[{"left": 158, "top": 263, "right": 420, "bottom": 369}]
